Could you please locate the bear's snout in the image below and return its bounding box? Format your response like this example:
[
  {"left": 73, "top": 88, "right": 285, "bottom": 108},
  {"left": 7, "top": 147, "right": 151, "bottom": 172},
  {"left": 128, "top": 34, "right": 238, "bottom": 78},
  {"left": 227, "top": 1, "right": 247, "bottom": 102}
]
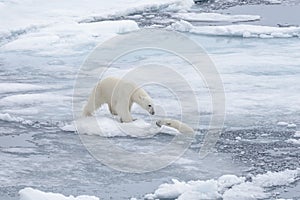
[{"left": 150, "top": 110, "right": 155, "bottom": 115}]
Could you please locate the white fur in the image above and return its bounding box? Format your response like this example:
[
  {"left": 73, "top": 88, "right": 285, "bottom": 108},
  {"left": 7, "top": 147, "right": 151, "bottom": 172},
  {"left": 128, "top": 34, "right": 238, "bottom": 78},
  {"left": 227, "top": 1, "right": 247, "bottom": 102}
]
[
  {"left": 156, "top": 118, "right": 194, "bottom": 134},
  {"left": 83, "top": 77, "right": 154, "bottom": 122}
]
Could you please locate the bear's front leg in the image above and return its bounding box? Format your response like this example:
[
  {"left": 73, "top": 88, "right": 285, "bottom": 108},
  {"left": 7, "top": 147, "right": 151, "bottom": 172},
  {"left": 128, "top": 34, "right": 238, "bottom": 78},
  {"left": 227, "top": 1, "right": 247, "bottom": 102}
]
[
  {"left": 108, "top": 104, "right": 118, "bottom": 115},
  {"left": 119, "top": 111, "right": 133, "bottom": 123},
  {"left": 120, "top": 112, "right": 133, "bottom": 123},
  {"left": 115, "top": 102, "right": 133, "bottom": 123}
]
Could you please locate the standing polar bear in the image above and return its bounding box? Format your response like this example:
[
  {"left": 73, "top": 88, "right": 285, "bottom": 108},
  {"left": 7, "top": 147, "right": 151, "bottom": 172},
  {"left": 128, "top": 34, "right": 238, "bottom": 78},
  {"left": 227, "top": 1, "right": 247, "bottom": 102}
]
[{"left": 83, "top": 77, "right": 155, "bottom": 122}]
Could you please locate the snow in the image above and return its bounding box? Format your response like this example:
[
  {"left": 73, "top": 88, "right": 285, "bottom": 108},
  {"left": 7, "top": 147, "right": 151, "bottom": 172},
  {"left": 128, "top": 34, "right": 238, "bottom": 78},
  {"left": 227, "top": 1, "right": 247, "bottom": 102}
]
[
  {"left": 277, "top": 122, "right": 296, "bottom": 128},
  {"left": 0, "top": 0, "right": 192, "bottom": 31},
  {"left": 287, "top": 123, "right": 297, "bottom": 128},
  {"left": 235, "top": 136, "right": 242, "bottom": 141},
  {"left": 145, "top": 168, "right": 300, "bottom": 200},
  {"left": 2, "top": 20, "right": 140, "bottom": 56},
  {"left": 0, "top": 113, "right": 34, "bottom": 125},
  {"left": 169, "top": 20, "right": 300, "bottom": 38},
  {"left": 252, "top": 169, "right": 299, "bottom": 187},
  {"left": 173, "top": 12, "right": 260, "bottom": 22},
  {"left": 167, "top": 20, "right": 194, "bottom": 32},
  {"left": 268, "top": 0, "right": 281, "bottom": 4},
  {"left": 0, "top": 0, "right": 192, "bottom": 56},
  {"left": 81, "top": 0, "right": 193, "bottom": 23},
  {"left": 222, "top": 182, "right": 267, "bottom": 200},
  {"left": 0, "top": 0, "right": 192, "bottom": 55},
  {"left": 19, "top": 187, "right": 99, "bottom": 200},
  {"left": 60, "top": 123, "right": 76, "bottom": 132},
  {"left": 217, "top": 175, "right": 245, "bottom": 191}
]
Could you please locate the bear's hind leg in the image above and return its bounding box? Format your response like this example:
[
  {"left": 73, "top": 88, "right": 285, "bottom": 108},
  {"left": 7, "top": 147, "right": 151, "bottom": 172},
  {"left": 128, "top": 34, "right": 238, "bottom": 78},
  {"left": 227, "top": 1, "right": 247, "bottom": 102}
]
[{"left": 83, "top": 87, "right": 104, "bottom": 116}]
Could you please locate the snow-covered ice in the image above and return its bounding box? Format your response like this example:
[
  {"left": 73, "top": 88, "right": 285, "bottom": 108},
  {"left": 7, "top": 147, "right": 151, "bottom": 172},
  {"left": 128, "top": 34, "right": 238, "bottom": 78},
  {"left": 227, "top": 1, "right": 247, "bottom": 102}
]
[
  {"left": 19, "top": 188, "right": 99, "bottom": 200},
  {"left": 169, "top": 20, "right": 300, "bottom": 38},
  {"left": 277, "top": 121, "right": 289, "bottom": 126},
  {"left": 2, "top": 20, "right": 140, "bottom": 56},
  {"left": 0, "top": 113, "right": 34, "bottom": 126},
  {"left": 145, "top": 168, "right": 300, "bottom": 200},
  {"left": 0, "top": 0, "right": 192, "bottom": 31},
  {"left": 277, "top": 122, "right": 297, "bottom": 128},
  {"left": 173, "top": 12, "right": 261, "bottom": 22},
  {"left": 268, "top": 0, "right": 282, "bottom": 4},
  {"left": 0, "top": 0, "right": 192, "bottom": 57},
  {"left": 287, "top": 123, "right": 297, "bottom": 128}
]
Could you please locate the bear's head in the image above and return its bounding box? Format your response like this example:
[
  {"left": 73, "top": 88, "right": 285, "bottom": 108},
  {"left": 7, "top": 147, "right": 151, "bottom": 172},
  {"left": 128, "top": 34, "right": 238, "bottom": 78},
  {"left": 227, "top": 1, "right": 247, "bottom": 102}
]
[{"left": 139, "top": 95, "right": 155, "bottom": 115}]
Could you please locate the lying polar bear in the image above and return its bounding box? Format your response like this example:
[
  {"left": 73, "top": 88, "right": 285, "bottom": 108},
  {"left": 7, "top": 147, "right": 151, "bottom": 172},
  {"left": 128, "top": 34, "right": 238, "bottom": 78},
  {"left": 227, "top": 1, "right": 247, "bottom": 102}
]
[
  {"left": 83, "top": 77, "right": 155, "bottom": 123},
  {"left": 156, "top": 119, "right": 194, "bottom": 134}
]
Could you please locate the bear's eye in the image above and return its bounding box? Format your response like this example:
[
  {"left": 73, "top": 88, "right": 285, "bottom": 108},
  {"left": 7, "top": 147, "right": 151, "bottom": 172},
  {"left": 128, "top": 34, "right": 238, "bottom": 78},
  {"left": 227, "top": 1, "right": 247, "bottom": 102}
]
[{"left": 148, "top": 105, "right": 152, "bottom": 107}]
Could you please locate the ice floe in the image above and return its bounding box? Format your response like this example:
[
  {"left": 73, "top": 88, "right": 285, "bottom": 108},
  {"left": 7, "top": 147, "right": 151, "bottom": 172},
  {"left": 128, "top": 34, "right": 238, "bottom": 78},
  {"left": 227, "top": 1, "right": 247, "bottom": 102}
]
[
  {"left": 2, "top": 20, "right": 140, "bottom": 56},
  {"left": 2, "top": 0, "right": 196, "bottom": 56},
  {"left": 0, "top": 113, "right": 34, "bottom": 125},
  {"left": 19, "top": 187, "right": 99, "bottom": 200},
  {"left": 287, "top": 123, "right": 297, "bottom": 128},
  {"left": 173, "top": 12, "right": 260, "bottom": 22},
  {"left": 168, "top": 20, "right": 300, "bottom": 38},
  {"left": 277, "top": 121, "right": 289, "bottom": 126},
  {"left": 81, "top": 0, "right": 193, "bottom": 23},
  {"left": 0, "top": 0, "right": 192, "bottom": 31},
  {"left": 145, "top": 168, "right": 300, "bottom": 200}
]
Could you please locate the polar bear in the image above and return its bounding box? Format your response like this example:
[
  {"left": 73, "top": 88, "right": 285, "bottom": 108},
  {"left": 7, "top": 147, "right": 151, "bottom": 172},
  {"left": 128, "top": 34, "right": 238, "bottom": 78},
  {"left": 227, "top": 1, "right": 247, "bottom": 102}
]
[
  {"left": 156, "top": 119, "right": 194, "bottom": 134},
  {"left": 83, "top": 77, "right": 155, "bottom": 123}
]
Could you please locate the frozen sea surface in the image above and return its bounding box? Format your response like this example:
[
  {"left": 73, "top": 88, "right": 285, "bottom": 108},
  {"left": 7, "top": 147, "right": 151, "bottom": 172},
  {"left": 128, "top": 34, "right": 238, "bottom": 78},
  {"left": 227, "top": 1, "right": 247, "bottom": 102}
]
[{"left": 0, "top": 0, "right": 300, "bottom": 199}]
